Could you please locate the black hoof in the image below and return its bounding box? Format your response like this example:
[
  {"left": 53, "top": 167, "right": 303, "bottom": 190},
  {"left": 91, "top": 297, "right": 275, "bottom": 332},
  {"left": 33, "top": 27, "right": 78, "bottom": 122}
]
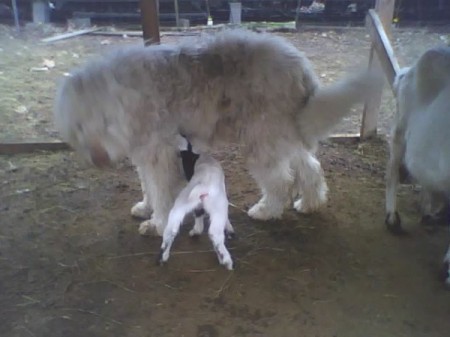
[
  {"left": 439, "top": 262, "right": 450, "bottom": 289},
  {"left": 156, "top": 250, "right": 165, "bottom": 266},
  {"left": 225, "top": 231, "right": 236, "bottom": 241},
  {"left": 385, "top": 212, "right": 408, "bottom": 236},
  {"left": 421, "top": 215, "right": 441, "bottom": 233}
]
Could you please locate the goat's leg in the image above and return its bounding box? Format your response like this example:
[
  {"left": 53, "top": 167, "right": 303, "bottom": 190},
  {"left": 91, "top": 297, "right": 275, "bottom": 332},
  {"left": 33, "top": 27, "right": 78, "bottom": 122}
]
[
  {"left": 385, "top": 125, "right": 406, "bottom": 234},
  {"left": 444, "top": 244, "right": 450, "bottom": 287}
]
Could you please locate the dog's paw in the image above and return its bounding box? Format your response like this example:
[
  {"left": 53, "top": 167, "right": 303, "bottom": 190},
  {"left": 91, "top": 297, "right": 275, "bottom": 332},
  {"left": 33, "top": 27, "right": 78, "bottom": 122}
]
[
  {"left": 131, "top": 201, "right": 152, "bottom": 219},
  {"left": 138, "top": 218, "right": 165, "bottom": 237},
  {"left": 293, "top": 197, "right": 325, "bottom": 214},
  {"left": 248, "top": 202, "right": 282, "bottom": 220},
  {"left": 294, "top": 188, "right": 327, "bottom": 214}
]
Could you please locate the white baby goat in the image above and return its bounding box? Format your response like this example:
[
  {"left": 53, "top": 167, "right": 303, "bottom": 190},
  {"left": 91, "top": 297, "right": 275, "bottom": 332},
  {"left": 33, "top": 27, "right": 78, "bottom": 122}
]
[
  {"left": 158, "top": 152, "right": 234, "bottom": 270},
  {"left": 385, "top": 46, "right": 450, "bottom": 285}
]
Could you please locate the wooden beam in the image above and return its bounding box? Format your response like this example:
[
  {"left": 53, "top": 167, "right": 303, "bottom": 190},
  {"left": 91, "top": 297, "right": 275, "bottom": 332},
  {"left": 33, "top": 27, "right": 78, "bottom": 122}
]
[
  {"left": 140, "top": 0, "right": 160, "bottom": 45},
  {"left": 0, "top": 142, "right": 70, "bottom": 155},
  {"left": 366, "top": 9, "right": 400, "bottom": 90},
  {"left": 360, "top": 0, "right": 396, "bottom": 139},
  {"left": 41, "top": 27, "right": 101, "bottom": 43}
]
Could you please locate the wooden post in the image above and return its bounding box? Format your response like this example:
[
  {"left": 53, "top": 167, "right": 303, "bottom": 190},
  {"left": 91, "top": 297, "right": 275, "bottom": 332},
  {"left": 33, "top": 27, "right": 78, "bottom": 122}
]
[
  {"left": 140, "top": 0, "right": 160, "bottom": 45},
  {"left": 365, "top": 10, "right": 400, "bottom": 90},
  {"left": 360, "top": 0, "right": 395, "bottom": 139}
]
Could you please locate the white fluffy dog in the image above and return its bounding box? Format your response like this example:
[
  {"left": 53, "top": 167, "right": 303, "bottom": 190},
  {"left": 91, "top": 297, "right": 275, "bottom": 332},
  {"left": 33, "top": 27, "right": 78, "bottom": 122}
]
[
  {"left": 385, "top": 46, "right": 450, "bottom": 285},
  {"left": 54, "top": 29, "right": 379, "bottom": 236},
  {"left": 158, "top": 152, "right": 234, "bottom": 270}
]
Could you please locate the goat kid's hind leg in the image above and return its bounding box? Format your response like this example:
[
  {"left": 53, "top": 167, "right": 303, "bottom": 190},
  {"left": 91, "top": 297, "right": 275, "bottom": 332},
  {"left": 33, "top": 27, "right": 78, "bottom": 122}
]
[
  {"left": 189, "top": 208, "right": 205, "bottom": 237},
  {"left": 225, "top": 219, "right": 235, "bottom": 240},
  {"left": 291, "top": 148, "right": 328, "bottom": 214},
  {"left": 158, "top": 206, "right": 190, "bottom": 265},
  {"left": 207, "top": 211, "right": 233, "bottom": 270},
  {"left": 385, "top": 125, "right": 406, "bottom": 234}
]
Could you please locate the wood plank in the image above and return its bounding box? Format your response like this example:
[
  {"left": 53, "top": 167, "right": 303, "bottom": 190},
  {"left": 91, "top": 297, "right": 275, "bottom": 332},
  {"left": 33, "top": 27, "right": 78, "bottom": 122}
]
[
  {"left": 360, "top": 0, "right": 396, "bottom": 139},
  {"left": 366, "top": 9, "right": 400, "bottom": 89},
  {"left": 0, "top": 142, "right": 70, "bottom": 155},
  {"left": 41, "top": 27, "right": 101, "bottom": 43},
  {"left": 140, "top": 0, "right": 160, "bottom": 45}
]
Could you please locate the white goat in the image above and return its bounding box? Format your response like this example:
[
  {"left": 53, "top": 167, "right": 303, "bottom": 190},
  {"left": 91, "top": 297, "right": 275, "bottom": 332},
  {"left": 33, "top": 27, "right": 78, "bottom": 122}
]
[
  {"left": 158, "top": 152, "right": 234, "bottom": 270},
  {"left": 385, "top": 46, "right": 450, "bottom": 285}
]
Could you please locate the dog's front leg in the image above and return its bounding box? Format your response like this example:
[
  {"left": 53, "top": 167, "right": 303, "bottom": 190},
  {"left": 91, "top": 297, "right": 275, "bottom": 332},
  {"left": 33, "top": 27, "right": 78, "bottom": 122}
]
[
  {"left": 385, "top": 124, "right": 406, "bottom": 234},
  {"left": 138, "top": 145, "right": 184, "bottom": 236},
  {"left": 130, "top": 165, "right": 153, "bottom": 219}
]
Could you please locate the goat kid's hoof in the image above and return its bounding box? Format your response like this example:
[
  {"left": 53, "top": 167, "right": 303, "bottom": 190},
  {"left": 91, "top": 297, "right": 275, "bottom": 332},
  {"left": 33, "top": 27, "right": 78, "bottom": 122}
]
[
  {"left": 156, "top": 249, "right": 170, "bottom": 266},
  {"left": 225, "top": 230, "right": 236, "bottom": 241},
  {"left": 421, "top": 215, "right": 441, "bottom": 233},
  {"left": 221, "top": 258, "right": 233, "bottom": 271},
  {"left": 385, "top": 212, "right": 408, "bottom": 236}
]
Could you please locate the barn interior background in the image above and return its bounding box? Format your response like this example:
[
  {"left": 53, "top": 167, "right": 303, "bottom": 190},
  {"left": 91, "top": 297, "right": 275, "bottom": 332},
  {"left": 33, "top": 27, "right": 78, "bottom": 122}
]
[{"left": 1, "top": 1, "right": 450, "bottom": 337}]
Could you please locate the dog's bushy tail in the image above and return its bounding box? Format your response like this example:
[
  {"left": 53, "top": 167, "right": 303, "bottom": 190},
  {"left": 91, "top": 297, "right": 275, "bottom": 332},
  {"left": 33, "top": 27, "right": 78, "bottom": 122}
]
[{"left": 298, "top": 70, "right": 382, "bottom": 146}]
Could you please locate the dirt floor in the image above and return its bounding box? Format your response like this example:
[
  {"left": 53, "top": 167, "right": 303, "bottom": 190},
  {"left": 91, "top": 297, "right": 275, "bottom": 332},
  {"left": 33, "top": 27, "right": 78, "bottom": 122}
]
[{"left": 1, "top": 23, "right": 450, "bottom": 337}]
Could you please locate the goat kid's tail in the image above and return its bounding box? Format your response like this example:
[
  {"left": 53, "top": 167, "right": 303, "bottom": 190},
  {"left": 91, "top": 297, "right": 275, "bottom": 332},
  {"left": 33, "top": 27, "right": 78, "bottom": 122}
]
[
  {"left": 188, "top": 184, "right": 209, "bottom": 202},
  {"left": 298, "top": 70, "right": 382, "bottom": 145}
]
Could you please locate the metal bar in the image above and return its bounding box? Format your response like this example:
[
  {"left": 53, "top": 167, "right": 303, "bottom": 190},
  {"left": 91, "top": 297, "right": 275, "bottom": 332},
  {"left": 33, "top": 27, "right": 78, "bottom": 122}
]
[
  {"left": 41, "top": 28, "right": 101, "bottom": 43},
  {"left": 11, "top": 0, "right": 20, "bottom": 32}
]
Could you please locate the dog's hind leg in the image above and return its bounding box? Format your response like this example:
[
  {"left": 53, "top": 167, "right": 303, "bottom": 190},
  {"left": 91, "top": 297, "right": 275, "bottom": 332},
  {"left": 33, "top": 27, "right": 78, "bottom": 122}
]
[
  {"left": 247, "top": 156, "right": 293, "bottom": 220},
  {"left": 292, "top": 147, "right": 328, "bottom": 214},
  {"left": 130, "top": 165, "right": 153, "bottom": 219}
]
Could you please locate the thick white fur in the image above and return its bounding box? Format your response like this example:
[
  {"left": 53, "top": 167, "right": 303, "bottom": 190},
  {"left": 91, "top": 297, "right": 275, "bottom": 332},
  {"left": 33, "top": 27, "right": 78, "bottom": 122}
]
[
  {"left": 385, "top": 47, "right": 450, "bottom": 285},
  {"left": 159, "top": 154, "right": 234, "bottom": 270},
  {"left": 54, "top": 29, "right": 379, "bottom": 235}
]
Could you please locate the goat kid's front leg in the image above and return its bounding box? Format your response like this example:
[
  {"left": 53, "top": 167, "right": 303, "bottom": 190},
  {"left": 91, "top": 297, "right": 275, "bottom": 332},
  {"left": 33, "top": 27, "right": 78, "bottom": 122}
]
[{"left": 385, "top": 125, "right": 407, "bottom": 235}]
